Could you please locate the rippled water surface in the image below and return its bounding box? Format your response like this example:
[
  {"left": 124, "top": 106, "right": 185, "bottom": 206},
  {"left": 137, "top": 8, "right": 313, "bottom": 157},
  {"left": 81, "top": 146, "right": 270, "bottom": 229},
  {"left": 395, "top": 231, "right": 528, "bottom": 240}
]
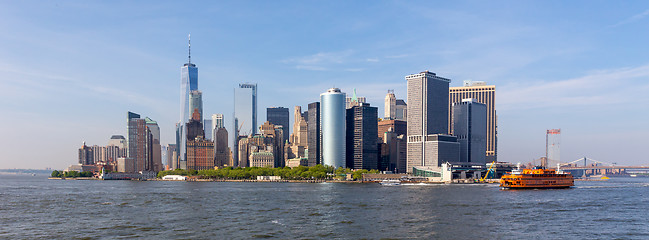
[{"left": 1, "top": 175, "right": 649, "bottom": 239}]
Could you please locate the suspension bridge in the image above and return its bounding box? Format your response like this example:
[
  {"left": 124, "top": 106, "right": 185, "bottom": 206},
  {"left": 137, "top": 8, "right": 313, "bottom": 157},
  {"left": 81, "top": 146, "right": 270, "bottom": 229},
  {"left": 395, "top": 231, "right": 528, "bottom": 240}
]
[{"left": 524, "top": 157, "right": 649, "bottom": 177}]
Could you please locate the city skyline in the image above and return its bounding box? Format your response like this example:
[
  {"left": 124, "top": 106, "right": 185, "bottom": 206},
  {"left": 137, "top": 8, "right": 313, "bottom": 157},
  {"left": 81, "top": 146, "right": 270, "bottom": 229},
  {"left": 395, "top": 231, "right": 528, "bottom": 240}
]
[{"left": 1, "top": 1, "right": 649, "bottom": 169}]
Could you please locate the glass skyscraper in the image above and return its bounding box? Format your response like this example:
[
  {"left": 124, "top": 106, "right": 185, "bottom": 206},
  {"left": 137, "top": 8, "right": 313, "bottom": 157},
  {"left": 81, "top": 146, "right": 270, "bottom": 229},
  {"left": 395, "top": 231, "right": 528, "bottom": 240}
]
[
  {"left": 233, "top": 83, "right": 257, "bottom": 166},
  {"left": 320, "top": 88, "right": 346, "bottom": 168},
  {"left": 177, "top": 36, "right": 199, "bottom": 168}
]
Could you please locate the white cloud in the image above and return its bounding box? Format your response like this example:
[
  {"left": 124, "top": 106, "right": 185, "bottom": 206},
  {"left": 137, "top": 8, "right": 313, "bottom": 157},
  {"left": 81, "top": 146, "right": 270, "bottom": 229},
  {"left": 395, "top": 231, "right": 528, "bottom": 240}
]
[
  {"left": 611, "top": 8, "right": 649, "bottom": 27},
  {"left": 282, "top": 50, "right": 354, "bottom": 71},
  {"left": 498, "top": 64, "right": 649, "bottom": 111}
]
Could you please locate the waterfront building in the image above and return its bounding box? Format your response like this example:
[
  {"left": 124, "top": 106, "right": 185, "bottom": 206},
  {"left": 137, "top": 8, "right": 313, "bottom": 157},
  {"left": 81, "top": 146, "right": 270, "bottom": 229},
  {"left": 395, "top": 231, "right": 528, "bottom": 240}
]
[
  {"left": 233, "top": 83, "right": 257, "bottom": 167},
  {"left": 320, "top": 88, "right": 346, "bottom": 168},
  {"left": 237, "top": 137, "right": 250, "bottom": 168},
  {"left": 449, "top": 80, "right": 497, "bottom": 162},
  {"left": 106, "top": 135, "right": 127, "bottom": 163},
  {"left": 452, "top": 99, "right": 487, "bottom": 165},
  {"left": 237, "top": 122, "right": 284, "bottom": 168},
  {"left": 78, "top": 142, "right": 94, "bottom": 165},
  {"left": 380, "top": 129, "right": 407, "bottom": 173},
  {"left": 345, "top": 103, "right": 379, "bottom": 170},
  {"left": 177, "top": 35, "right": 199, "bottom": 169},
  {"left": 267, "top": 107, "right": 289, "bottom": 143},
  {"left": 285, "top": 106, "right": 307, "bottom": 162},
  {"left": 384, "top": 90, "right": 407, "bottom": 120},
  {"left": 127, "top": 111, "right": 148, "bottom": 172},
  {"left": 186, "top": 137, "right": 215, "bottom": 170},
  {"left": 307, "top": 102, "right": 321, "bottom": 166},
  {"left": 116, "top": 157, "right": 134, "bottom": 173},
  {"left": 286, "top": 157, "right": 309, "bottom": 167},
  {"left": 90, "top": 145, "right": 105, "bottom": 163},
  {"left": 378, "top": 120, "right": 407, "bottom": 142},
  {"left": 249, "top": 152, "right": 274, "bottom": 167},
  {"left": 406, "top": 71, "right": 455, "bottom": 173}
]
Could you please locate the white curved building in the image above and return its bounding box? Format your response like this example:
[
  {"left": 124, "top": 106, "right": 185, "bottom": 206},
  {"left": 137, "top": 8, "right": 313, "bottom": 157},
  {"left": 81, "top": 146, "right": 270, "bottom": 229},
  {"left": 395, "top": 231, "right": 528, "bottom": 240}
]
[{"left": 320, "top": 88, "right": 346, "bottom": 168}]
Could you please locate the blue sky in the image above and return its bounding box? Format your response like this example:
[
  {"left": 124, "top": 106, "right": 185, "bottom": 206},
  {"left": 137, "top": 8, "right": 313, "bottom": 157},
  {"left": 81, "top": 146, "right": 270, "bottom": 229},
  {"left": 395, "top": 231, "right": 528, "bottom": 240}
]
[{"left": 1, "top": 1, "right": 648, "bottom": 169}]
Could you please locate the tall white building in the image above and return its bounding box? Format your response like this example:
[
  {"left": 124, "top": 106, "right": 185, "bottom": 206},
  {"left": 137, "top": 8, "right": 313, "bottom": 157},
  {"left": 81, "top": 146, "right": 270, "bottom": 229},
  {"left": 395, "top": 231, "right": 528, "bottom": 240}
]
[
  {"left": 384, "top": 90, "right": 407, "bottom": 120},
  {"left": 320, "top": 88, "right": 346, "bottom": 168}
]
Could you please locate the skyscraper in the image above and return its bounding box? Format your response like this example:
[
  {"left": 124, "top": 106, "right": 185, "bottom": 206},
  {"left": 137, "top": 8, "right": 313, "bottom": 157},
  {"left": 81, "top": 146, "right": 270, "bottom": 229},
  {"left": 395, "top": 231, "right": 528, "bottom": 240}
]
[
  {"left": 214, "top": 127, "right": 230, "bottom": 167},
  {"left": 449, "top": 80, "right": 497, "bottom": 162},
  {"left": 452, "top": 99, "right": 487, "bottom": 165},
  {"left": 177, "top": 35, "right": 199, "bottom": 169},
  {"left": 320, "top": 88, "right": 346, "bottom": 168},
  {"left": 233, "top": 83, "right": 257, "bottom": 166},
  {"left": 345, "top": 89, "right": 366, "bottom": 109},
  {"left": 307, "top": 102, "right": 321, "bottom": 166},
  {"left": 346, "top": 103, "right": 378, "bottom": 170},
  {"left": 266, "top": 107, "right": 289, "bottom": 143},
  {"left": 406, "top": 71, "right": 459, "bottom": 173},
  {"left": 385, "top": 90, "right": 396, "bottom": 119},
  {"left": 212, "top": 113, "right": 224, "bottom": 129},
  {"left": 145, "top": 117, "right": 162, "bottom": 172},
  {"left": 127, "top": 111, "right": 147, "bottom": 172},
  {"left": 189, "top": 90, "right": 203, "bottom": 120}
]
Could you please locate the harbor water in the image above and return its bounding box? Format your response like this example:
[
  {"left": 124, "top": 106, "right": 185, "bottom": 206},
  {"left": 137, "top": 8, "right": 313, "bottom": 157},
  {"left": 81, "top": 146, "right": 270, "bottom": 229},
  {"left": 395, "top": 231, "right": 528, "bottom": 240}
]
[{"left": 1, "top": 174, "right": 648, "bottom": 239}]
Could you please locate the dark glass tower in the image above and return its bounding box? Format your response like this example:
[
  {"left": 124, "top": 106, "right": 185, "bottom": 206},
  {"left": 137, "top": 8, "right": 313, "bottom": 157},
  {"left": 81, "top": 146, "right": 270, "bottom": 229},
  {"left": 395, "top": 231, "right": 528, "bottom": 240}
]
[
  {"left": 307, "top": 102, "right": 321, "bottom": 166},
  {"left": 266, "top": 107, "right": 289, "bottom": 143},
  {"left": 345, "top": 104, "right": 378, "bottom": 170}
]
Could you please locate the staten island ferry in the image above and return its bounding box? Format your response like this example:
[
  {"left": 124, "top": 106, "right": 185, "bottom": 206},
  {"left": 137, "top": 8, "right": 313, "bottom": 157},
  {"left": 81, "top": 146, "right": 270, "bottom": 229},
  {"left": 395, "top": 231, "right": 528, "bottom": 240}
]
[{"left": 500, "top": 165, "right": 574, "bottom": 189}]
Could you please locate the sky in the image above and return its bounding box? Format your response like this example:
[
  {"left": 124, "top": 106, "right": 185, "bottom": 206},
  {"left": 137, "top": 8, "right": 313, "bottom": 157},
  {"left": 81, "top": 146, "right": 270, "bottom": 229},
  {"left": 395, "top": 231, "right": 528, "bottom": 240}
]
[{"left": 1, "top": 1, "right": 648, "bottom": 169}]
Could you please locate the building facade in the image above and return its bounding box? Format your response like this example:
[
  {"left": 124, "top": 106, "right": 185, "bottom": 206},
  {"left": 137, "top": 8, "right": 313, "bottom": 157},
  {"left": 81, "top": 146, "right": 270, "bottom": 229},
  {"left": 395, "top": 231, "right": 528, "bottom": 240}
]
[
  {"left": 233, "top": 83, "right": 257, "bottom": 167},
  {"left": 406, "top": 71, "right": 454, "bottom": 173},
  {"left": 378, "top": 120, "right": 407, "bottom": 142},
  {"left": 449, "top": 80, "right": 497, "bottom": 162},
  {"left": 307, "top": 102, "right": 321, "bottom": 166},
  {"left": 452, "top": 99, "right": 487, "bottom": 165},
  {"left": 384, "top": 90, "right": 407, "bottom": 120},
  {"left": 320, "top": 88, "right": 346, "bottom": 168},
  {"left": 177, "top": 37, "right": 199, "bottom": 169},
  {"left": 186, "top": 138, "right": 215, "bottom": 170},
  {"left": 127, "top": 111, "right": 148, "bottom": 172},
  {"left": 267, "top": 107, "right": 290, "bottom": 143},
  {"left": 214, "top": 127, "right": 230, "bottom": 167},
  {"left": 345, "top": 104, "right": 379, "bottom": 170}
]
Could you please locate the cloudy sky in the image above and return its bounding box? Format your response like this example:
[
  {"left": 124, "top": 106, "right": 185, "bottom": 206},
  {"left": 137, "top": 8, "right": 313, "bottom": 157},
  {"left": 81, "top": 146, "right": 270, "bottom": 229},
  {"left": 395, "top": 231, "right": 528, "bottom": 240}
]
[{"left": 1, "top": 1, "right": 648, "bottom": 169}]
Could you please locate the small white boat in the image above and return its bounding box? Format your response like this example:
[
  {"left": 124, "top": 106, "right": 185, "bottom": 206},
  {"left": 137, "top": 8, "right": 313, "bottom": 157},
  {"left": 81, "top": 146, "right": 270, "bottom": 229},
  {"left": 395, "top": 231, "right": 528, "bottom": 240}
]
[
  {"left": 630, "top": 174, "right": 637, "bottom": 177},
  {"left": 380, "top": 180, "right": 401, "bottom": 186}
]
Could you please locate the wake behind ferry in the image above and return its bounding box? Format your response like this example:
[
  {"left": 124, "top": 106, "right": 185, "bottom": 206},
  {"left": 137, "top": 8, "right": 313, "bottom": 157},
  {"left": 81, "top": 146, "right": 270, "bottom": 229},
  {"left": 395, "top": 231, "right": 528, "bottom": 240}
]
[{"left": 500, "top": 164, "right": 574, "bottom": 189}]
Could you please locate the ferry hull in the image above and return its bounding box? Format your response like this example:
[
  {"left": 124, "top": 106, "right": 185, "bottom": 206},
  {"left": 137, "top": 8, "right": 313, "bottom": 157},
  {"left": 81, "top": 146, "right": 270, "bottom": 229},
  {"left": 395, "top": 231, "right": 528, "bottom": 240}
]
[{"left": 500, "top": 168, "right": 574, "bottom": 189}]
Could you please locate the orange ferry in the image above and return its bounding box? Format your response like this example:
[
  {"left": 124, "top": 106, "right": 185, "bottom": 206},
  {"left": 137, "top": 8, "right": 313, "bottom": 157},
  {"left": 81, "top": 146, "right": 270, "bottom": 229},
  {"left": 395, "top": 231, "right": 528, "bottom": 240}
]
[{"left": 500, "top": 166, "right": 574, "bottom": 189}]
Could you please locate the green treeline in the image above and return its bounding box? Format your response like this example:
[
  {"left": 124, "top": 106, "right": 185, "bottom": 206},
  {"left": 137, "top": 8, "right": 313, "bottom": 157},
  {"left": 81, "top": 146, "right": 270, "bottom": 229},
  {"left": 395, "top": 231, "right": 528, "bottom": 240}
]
[
  {"left": 157, "top": 165, "right": 380, "bottom": 181},
  {"left": 51, "top": 170, "right": 93, "bottom": 178}
]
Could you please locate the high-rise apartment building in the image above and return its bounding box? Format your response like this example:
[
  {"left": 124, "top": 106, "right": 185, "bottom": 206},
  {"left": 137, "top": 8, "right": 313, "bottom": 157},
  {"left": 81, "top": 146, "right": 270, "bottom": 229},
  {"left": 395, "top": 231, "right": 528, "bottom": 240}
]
[
  {"left": 177, "top": 35, "right": 199, "bottom": 168},
  {"left": 267, "top": 107, "right": 289, "bottom": 143},
  {"left": 346, "top": 103, "right": 378, "bottom": 170},
  {"left": 320, "top": 88, "right": 346, "bottom": 168},
  {"left": 78, "top": 142, "right": 94, "bottom": 165},
  {"left": 449, "top": 80, "right": 497, "bottom": 162},
  {"left": 406, "top": 71, "right": 459, "bottom": 173},
  {"left": 452, "top": 99, "right": 487, "bottom": 165},
  {"left": 307, "top": 102, "right": 321, "bottom": 166}
]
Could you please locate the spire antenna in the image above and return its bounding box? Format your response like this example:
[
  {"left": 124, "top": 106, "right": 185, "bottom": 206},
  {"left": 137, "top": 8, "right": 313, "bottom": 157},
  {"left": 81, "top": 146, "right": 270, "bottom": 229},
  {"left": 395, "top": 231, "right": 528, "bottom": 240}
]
[{"left": 188, "top": 34, "right": 191, "bottom": 64}]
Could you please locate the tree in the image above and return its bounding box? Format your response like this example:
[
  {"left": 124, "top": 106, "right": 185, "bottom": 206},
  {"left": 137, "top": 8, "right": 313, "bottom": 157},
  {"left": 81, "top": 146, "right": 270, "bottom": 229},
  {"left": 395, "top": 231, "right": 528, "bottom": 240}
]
[{"left": 51, "top": 170, "right": 61, "bottom": 178}]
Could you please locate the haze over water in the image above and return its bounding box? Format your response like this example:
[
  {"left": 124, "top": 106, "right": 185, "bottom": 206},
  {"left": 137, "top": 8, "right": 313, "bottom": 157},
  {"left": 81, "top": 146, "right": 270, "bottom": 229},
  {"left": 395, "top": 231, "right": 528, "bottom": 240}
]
[{"left": 2, "top": 175, "right": 648, "bottom": 239}]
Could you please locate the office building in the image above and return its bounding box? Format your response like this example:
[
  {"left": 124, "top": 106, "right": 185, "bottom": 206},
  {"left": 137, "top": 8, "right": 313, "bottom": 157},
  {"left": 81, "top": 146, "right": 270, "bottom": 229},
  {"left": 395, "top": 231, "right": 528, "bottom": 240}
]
[
  {"left": 346, "top": 103, "right": 378, "bottom": 170},
  {"left": 378, "top": 120, "right": 407, "bottom": 142},
  {"left": 90, "top": 145, "right": 105, "bottom": 163},
  {"left": 127, "top": 111, "right": 148, "bottom": 172},
  {"left": 380, "top": 129, "right": 407, "bottom": 173},
  {"left": 452, "top": 99, "right": 487, "bottom": 165},
  {"left": 145, "top": 117, "right": 162, "bottom": 172},
  {"left": 384, "top": 90, "right": 407, "bottom": 120},
  {"left": 214, "top": 127, "right": 230, "bottom": 167},
  {"left": 406, "top": 71, "right": 458, "bottom": 173},
  {"left": 345, "top": 89, "right": 366, "bottom": 109},
  {"left": 285, "top": 106, "right": 307, "bottom": 162},
  {"left": 449, "top": 80, "right": 497, "bottom": 162},
  {"left": 307, "top": 102, "right": 321, "bottom": 166},
  {"left": 267, "top": 107, "right": 289, "bottom": 143},
  {"left": 177, "top": 35, "right": 199, "bottom": 168},
  {"left": 320, "top": 88, "right": 346, "bottom": 168},
  {"left": 166, "top": 144, "right": 177, "bottom": 170},
  {"left": 212, "top": 113, "right": 225, "bottom": 129},
  {"left": 233, "top": 83, "right": 257, "bottom": 166},
  {"left": 187, "top": 138, "right": 214, "bottom": 170},
  {"left": 203, "top": 119, "right": 212, "bottom": 141},
  {"left": 189, "top": 90, "right": 203, "bottom": 120}
]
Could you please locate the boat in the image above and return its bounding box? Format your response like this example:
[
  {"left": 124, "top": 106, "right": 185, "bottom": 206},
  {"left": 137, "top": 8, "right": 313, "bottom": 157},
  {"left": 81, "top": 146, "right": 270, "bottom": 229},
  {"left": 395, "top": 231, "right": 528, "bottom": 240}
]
[
  {"left": 379, "top": 180, "right": 401, "bottom": 186},
  {"left": 500, "top": 165, "right": 574, "bottom": 189},
  {"left": 630, "top": 174, "right": 637, "bottom": 177}
]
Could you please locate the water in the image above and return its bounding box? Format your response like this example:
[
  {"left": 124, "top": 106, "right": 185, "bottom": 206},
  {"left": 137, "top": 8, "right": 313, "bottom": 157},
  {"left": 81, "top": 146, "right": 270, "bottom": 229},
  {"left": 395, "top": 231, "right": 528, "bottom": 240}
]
[{"left": 1, "top": 175, "right": 649, "bottom": 239}]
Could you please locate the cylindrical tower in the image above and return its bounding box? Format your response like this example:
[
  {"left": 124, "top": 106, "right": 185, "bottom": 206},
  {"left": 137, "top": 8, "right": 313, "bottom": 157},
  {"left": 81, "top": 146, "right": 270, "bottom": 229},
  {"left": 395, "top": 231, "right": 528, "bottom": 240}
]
[{"left": 320, "top": 88, "right": 346, "bottom": 168}]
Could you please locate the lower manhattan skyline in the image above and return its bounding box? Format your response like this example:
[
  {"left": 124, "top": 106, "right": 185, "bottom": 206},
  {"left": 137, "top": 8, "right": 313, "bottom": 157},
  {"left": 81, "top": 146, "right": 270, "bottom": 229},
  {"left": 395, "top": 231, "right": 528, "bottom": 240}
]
[{"left": 1, "top": 1, "right": 649, "bottom": 169}]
